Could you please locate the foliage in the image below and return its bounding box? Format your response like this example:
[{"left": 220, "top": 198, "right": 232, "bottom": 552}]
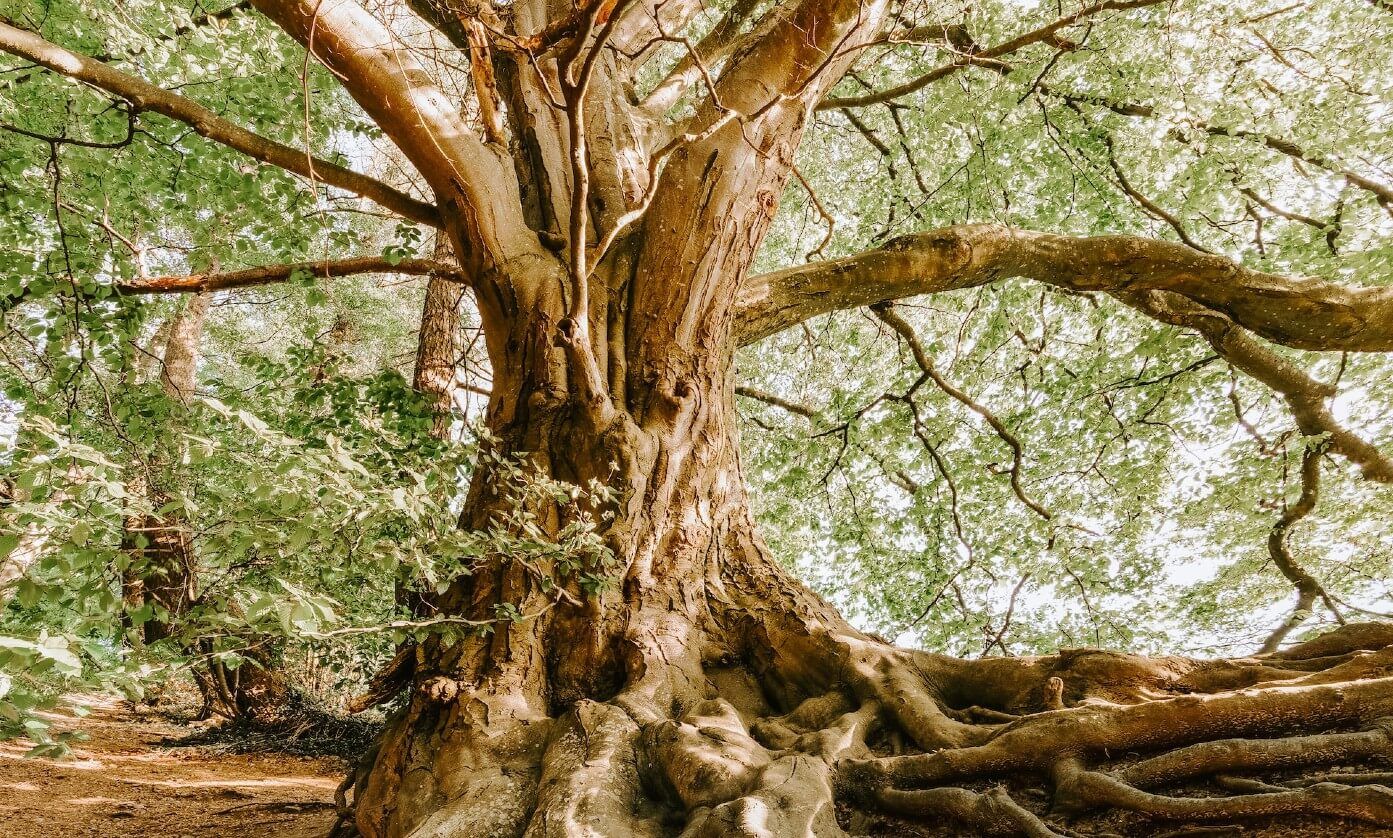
[
  {"left": 0, "top": 318, "right": 614, "bottom": 750},
  {"left": 739, "top": 0, "right": 1393, "bottom": 655}
]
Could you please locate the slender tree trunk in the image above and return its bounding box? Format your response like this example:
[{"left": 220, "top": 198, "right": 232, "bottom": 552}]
[
  {"left": 412, "top": 235, "right": 465, "bottom": 441},
  {"left": 0, "top": 463, "right": 85, "bottom": 605},
  {"left": 123, "top": 293, "right": 208, "bottom": 643},
  {"left": 121, "top": 294, "right": 293, "bottom": 721},
  {"left": 395, "top": 233, "right": 464, "bottom": 619}
]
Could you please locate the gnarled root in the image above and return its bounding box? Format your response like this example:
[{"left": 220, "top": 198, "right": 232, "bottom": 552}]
[
  {"left": 837, "top": 623, "right": 1393, "bottom": 836},
  {"left": 343, "top": 597, "right": 1393, "bottom": 838},
  {"left": 870, "top": 786, "right": 1068, "bottom": 837}
]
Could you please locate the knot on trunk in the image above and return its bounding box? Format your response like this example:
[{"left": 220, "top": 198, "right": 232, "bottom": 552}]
[{"left": 556, "top": 316, "right": 580, "bottom": 345}]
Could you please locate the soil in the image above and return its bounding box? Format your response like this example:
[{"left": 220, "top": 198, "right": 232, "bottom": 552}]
[{"left": 0, "top": 695, "right": 343, "bottom": 838}]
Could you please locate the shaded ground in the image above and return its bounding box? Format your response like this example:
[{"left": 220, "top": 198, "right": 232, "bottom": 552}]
[{"left": 0, "top": 695, "right": 343, "bottom": 838}]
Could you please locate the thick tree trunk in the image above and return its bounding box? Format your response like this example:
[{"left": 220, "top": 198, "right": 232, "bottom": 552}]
[
  {"left": 6, "top": 1, "right": 1393, "bottom": 833},
  {"left": 239, "top": 2, "right": 1393, "bottom": 832},
  {"left": 352, "top": 341, "right": 834, "bottom": 837}
]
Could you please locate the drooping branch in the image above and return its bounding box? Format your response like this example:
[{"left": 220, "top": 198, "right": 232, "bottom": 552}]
[
  {"left": 1258, "top": 446, "right": 1339, "bottom": 653},
  {"left": 115, "top": 257, "right": 465, "bottom": 294},
  {"left": 0, "top": 20, "right": 442, "bottom": 228},
  {"left": 871, "top": 302, "right": 1051, "bottom": 520},
  {"left": 1049, "top": 89, "right": 1393, "bottom": 211},
  {"left": 735, "top": 225, "right": 1393, "bottom": 352},
  {"left": 1102, "top": 134, "right": 1211, "bottom": 253},
  {"left": 5, "top": 1, "right": 255, "bottom": 88},
  {"left": 1118, "top": 290, "right": 1393, "bottom": 483},
  {"left": 828, "top": 33, "right": 1393, "bottom": 212}
]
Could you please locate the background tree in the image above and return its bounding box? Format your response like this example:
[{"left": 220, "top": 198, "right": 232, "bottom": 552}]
[{"left": 2, "top": 0, "right": 1393, "bottom": 835}]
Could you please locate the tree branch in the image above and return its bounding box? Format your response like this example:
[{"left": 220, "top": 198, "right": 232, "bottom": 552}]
[
  {"left": 1050, "top": 89, "right": 1393, "bottom": 211},
  {"left": 115, "top": 257, "right": 465, "bottom": 294},
  {"left": 844, "top": 42, "right": 1393, "bottom": 212},
  {"left": 1102, "top": 133, "right": 1210, "bottom": 253},
  {"left": 818, "top": 0, "right": 1168, "bottom": 110},
  {"left": 871, "top": 302, "right": 1051, "bottom": 520},
  {"left": 1118, "top": 289, "right": 1393, "bottom": 483},
  {"left": 735, "top": 385, "right": 816, "bottom": 418},
  {"left": 0, "top": 19, "right": 441, "bottom": 228},
  {"left": 640, "top": 0, "right": 764, "bottom": 113},
  {"left": 735, "top": 225, "right": 1393, "bottom": 352},
  {"left": 4, "top": 1, "right": 254, "bottom": 88},
  {"left": 1257, "top": 446, "right": 1339, "bottom": 654},
  {"left": 250, "top": 0, "right": 539, "bottom": 268}
]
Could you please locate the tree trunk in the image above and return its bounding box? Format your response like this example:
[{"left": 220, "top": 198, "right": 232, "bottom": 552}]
[
  {"left": 121, "top": 294, "right": 294, "bottom": 722},
  {"left": 122, "top": 293, "right": 208, "bottom": 644},
  {"left": 412, "top": 234, "right": 465, "bottom": 441},
  {"left": 0, "top": 462, "right": 85, "bottom": 606},
  {"left": 5, "top": 1, "right": 1392, "bottom": 833},
  {"left": 211, "top": 2, "right": 1393, "bottom": 834}
]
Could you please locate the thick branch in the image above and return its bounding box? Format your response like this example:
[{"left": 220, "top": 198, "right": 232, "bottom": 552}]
[
  {"left": 251, "top": 0, "right": 538, "bottom": 267},
  {"left": 0, "top": 20, "right": 441, "bottom": 228},
  {"left": 116, "top": 257, "right": 465, "bottom": 294},
  {"left": 736, "top": 225, "right": 1393, "bottom": 352}
]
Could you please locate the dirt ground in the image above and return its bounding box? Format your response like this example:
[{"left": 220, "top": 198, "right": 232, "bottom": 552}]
[{"left": 0, "top": 695, "right": 343, "bottom": 838}]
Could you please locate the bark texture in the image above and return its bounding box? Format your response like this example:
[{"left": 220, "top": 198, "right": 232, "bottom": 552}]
[
  {"left": 412, "top": 236, "right": 466, "bottom": 440},
  {"left": 287, "top": 0, "right": 1391, "bottom": 832}
]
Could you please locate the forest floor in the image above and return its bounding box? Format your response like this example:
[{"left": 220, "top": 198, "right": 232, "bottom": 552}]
[{"left": 0, "top": 695, "right": 343, "bottom": 837}]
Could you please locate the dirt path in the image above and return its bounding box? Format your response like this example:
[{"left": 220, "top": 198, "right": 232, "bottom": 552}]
[{"left": 0, "top": 695, "right": 343, "bottom": 838}]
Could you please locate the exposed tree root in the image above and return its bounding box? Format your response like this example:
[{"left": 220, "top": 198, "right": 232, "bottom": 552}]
[
  {"left": 831, "top": 623, "right": 1393, "bottom": 836},
  {"left": 1282, "top": 772, "right": 1393, "bottom": 787},
  {"left": 1115, "top": 722, "right": 1393, "bottom": 788},
  {"left": 871, "top": 785, "right": 1068, "bottom": 836},
  {"left": 337, "top": 585, "right": 1393, "bottom": 838},
  {"left": 1056, "top": 760, "right": 1393, "bottom": 826}
]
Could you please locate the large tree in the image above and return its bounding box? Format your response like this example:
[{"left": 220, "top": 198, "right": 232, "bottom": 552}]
[{"left": 3, "top": 0, "right": 1393, "bottom": 834}]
